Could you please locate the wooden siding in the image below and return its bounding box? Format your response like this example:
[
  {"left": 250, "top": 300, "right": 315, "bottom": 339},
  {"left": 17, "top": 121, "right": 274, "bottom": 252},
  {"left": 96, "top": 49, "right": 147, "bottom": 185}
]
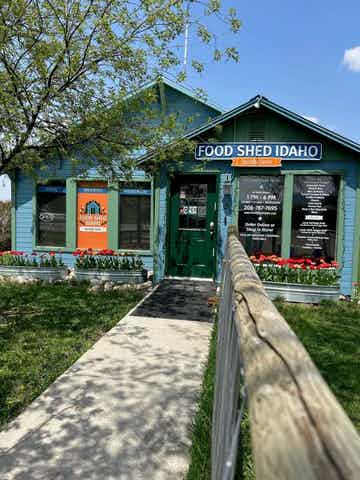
[
  {"left": 14, "top": 82, "right": 220, "bottom": 274},
  {"left": 156, "top": 109, "right": 360, "bottom": 294}
]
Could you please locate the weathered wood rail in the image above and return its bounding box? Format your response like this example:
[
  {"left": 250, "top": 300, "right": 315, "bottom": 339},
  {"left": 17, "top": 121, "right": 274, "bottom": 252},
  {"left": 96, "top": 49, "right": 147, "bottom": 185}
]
[{"left": 212, "top": 226, "right": 360, "bottom": 480}]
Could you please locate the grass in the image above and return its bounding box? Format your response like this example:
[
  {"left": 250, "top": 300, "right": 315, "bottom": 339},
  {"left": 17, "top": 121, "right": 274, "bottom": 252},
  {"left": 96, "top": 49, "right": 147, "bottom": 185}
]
[
  {"left": 276, "top": 299, "right": 360, "bottom": 432},
  {"left": 186, "top": 324, "right": 217, "bottom": 480},
  {"left": 186, "top": 300, "right": 360, "bottom": 479},
  {"left": 0, "top": 281, "right": 144, "bottom": 430}
]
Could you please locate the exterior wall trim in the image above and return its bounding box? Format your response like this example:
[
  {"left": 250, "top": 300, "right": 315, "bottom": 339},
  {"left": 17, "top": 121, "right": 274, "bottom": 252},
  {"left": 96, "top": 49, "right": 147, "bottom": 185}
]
[
  {"left": 281, "top": 173, "right": 294, "bottom": 258},
  {"left": 10, "top": 174, "right": 16, "bottom": 250},
  {"left": 352, "top": 173, "right": 360, "bottom": 285}
]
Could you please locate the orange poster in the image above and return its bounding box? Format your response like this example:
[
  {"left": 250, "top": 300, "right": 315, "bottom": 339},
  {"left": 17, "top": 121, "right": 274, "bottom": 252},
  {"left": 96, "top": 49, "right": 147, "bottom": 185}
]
[
  {"left": 77, "top": 182, "right": 108, "bottom": 249},
  {"left": 231, "top": 157, "right": 282, "bottom": 167}
]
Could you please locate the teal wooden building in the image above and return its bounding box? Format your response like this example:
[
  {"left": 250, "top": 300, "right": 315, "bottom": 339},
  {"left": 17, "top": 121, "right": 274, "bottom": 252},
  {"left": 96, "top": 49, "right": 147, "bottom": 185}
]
[{"left": 11, "top": 78, "right": 360, "bottom": 294}]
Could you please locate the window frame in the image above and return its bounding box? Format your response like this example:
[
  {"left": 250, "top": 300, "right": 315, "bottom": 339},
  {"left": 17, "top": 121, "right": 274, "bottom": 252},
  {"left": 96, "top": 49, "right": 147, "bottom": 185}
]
[
  {"left": 33, "top": 179, "right": 68, "bottom": 251},
  {"left": 33, "top": 177, "right": 154, "bottom": 254},
  {"left": 233, "top": 168, "right": 344, "bottom": 264},
  {"left": 117, "top": 179, "right": 153, "bottom": 255}
]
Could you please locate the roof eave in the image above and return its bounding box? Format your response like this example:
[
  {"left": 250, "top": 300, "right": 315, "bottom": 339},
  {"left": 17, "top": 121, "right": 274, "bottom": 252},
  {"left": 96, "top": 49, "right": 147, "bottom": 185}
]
[
  {"left": 139, "top": 94, "right": 360, "bottom": 165},
  {"left": 260, "top": 97, "right": 360, "bottom": 154}
]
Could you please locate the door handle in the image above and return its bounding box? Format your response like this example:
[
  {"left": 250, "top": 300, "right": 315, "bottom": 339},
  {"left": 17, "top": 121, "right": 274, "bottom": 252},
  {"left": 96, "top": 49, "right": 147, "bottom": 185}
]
[{"left": 209, "top": 221, "right": 215, "bottom": 239}]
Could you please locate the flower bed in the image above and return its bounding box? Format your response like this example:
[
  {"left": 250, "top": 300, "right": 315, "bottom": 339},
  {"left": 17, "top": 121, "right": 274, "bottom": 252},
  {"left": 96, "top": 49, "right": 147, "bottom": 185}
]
[
  {"left": 250, "top": 254, "right": 339, "bottom": 286},
  {"left": 0, "top": 251, "right": 66, "bottom": 282},
  {"left": 73, "top": 249, "right": 146, "bottom": 284},
  {"left": 250, "top": 254, "right": 340, "bottom": 303}
]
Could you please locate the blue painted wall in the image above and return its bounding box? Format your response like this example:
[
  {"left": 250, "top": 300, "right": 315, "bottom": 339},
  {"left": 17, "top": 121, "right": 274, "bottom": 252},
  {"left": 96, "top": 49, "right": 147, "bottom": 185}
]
[
  {"left": 155, "top": 157, "right": 358, "bottom": 293},
  {"left": 14, "top": 81, "right": 221, "bottom": 275},
  {"left": 13, "top": 88, "right": 360, "bottom": 295},
  {"left": 155, "top": 111, "right": 360, "bottom": 294}
]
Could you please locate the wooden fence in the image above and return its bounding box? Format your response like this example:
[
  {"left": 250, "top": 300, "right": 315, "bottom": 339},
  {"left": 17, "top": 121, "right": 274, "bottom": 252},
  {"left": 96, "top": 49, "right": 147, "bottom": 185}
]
[{"left": 212, "top": 226, "right": 360, "bottom": 480}]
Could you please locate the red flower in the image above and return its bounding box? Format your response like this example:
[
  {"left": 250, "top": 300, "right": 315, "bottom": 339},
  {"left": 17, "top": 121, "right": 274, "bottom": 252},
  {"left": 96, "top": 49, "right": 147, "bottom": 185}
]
[{"left": 294, "top": 258, "right": 305, "bottom": 264}]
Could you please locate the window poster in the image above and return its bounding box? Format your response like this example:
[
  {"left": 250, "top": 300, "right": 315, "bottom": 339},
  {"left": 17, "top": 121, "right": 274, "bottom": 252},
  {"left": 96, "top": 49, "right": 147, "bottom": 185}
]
[
  {"left": 238, "top": 176, "right": 284, "bottom": 255},
  {"left": 77, "top": 182, "right": 108, "bottom": 249},
  {"left": 291, "top": 175, "right": 339, "bottom": 259}
]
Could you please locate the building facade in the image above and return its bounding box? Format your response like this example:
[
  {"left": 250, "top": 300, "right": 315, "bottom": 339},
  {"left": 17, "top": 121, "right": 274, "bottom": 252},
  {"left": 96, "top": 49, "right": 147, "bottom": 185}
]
[{"left": 11, "top": 84, "right": 360, "bottom": 294}]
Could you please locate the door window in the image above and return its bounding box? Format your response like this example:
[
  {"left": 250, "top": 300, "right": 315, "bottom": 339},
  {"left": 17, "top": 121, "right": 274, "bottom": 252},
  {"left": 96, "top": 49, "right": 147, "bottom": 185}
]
[{"left": 179, "top": 183, "right": 207, "bottom": 230}]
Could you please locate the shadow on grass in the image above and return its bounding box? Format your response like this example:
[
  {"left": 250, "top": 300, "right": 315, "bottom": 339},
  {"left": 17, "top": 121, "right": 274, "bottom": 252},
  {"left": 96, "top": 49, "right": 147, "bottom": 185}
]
[
  {"left": 0, "top": 282, "right": 143, "bottom": 429},
  {"left": 0, "top": 284, "right": 211, "bottom": 479}
]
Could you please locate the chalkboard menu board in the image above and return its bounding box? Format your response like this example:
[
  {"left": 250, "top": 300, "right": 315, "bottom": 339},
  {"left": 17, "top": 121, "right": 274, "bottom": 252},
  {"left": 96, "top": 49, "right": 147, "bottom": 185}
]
[
  {"left": 291, "top": 175, "right": 339, "bottom": 259},
  {"left": 238, "top": 176, "right": 284, "bottom": 255}
]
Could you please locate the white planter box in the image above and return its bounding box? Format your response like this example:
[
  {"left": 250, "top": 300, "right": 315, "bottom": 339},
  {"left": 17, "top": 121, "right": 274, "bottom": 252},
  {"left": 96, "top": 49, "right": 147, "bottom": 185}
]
[
  {"left": 75, "top": 269, "right": 146, "bottom": 283},
  {"left": 0, "top": 265, "right": 67, "bottom": 282},
  {"left": 263, "top": 281, "right": 340, "bottom": 303}
]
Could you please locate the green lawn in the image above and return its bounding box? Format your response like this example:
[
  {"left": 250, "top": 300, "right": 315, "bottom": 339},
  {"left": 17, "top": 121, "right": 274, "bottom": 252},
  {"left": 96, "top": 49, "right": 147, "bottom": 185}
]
[
  {"left": 277, "top": 300, "right": 360, "bottom": 432},
  {"left": 186, "top": 300, "right": 360, "bottom": 479},
  {"left": 0, "top": 282, "right": 143, "bottom": 430}
]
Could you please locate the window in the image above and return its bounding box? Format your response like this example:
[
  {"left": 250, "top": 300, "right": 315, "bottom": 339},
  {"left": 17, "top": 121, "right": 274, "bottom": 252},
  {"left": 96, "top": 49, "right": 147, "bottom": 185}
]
[
  {"left": 238, "top": 175, "right": 284, "bottom": 256},
  {"left": 291, "top": 175, "right": 339, "bottom": 260},
  {"left": 77, "top": 182, "right": 108, "bottom": 249},
  {"left": 179, "top": 183, "right": 207, "bottom": 230},
  {"left": 119, "top": 182, "right": 151, "bottom": 250},
  {"left": 37, "top": 182, "right": 66, "bottom": 246}
]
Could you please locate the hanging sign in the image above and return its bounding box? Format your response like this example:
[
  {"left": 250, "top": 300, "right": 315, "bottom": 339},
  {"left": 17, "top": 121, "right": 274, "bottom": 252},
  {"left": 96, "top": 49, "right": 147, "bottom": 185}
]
[
  {"left": 195, "top": 142, "right": 322, "bottom": 161},
  {"left": 232, "top": 157, "right": 282, "bottom": 167},
  {"left": 77, "top": 182, "right": 108, "bottom": 249}
]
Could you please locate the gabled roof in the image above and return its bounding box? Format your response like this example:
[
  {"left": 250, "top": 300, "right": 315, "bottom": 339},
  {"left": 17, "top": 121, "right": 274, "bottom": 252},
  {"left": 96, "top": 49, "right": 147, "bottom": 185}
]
[
  {"left": 140, "top": 75, "right": 224, "bottom": 114},
  {"left": 183, "top": 94, "right": 360, "bottom": 154}
]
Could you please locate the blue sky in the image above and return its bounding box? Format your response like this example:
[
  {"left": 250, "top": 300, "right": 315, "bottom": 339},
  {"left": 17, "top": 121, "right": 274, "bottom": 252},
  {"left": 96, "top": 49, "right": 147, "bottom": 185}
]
[
  {"left": 1, "top": 0, "right": 359, "bottom": 201},
  {"left": 179, "top": 0, "right": 360, "bottom": 140}
]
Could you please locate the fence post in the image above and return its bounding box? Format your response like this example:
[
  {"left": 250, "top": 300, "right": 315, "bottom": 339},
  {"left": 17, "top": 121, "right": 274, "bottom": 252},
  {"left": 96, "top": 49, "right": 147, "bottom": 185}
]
[{"left": 211, "top": 226, "right": 360, "bottom": 480}]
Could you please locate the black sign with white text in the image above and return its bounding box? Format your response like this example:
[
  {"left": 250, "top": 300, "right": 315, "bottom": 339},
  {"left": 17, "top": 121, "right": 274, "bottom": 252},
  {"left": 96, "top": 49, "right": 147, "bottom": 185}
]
[
  {"left": 238, "top": 176, "right": 284, "bottom": 255},
  {"left": 291, "top": 175, "right": 339, "bottom": 259}
]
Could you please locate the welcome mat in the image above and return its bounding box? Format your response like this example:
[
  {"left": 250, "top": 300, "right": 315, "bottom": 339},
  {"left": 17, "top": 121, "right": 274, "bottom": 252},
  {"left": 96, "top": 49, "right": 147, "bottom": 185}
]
[{"left": 132, "top": 280, "right": 217, "bottom": 322}]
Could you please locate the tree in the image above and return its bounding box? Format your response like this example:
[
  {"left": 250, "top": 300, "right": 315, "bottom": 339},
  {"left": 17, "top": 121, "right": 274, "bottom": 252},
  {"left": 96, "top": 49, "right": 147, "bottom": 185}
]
[{"left": 0, "top": 0, "right": 241, "bottom": 178}]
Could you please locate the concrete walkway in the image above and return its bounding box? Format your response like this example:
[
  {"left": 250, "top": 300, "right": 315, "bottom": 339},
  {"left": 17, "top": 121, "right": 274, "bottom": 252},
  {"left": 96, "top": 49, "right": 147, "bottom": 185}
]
[{"left": 0, "top": 291, "right": 212, "bottom": 479}]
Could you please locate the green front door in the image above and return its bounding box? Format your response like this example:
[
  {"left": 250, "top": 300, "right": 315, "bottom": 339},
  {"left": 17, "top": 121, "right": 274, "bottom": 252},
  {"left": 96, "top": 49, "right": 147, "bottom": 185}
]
[{"left": 167, "top": 174, "right": 217, "bottom": 278}]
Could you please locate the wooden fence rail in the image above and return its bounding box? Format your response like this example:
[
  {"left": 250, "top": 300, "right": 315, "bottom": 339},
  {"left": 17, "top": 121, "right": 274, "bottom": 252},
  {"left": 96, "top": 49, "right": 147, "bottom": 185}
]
[{"left": 212, "top": 226, "right": 360, "bottom": 480}]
